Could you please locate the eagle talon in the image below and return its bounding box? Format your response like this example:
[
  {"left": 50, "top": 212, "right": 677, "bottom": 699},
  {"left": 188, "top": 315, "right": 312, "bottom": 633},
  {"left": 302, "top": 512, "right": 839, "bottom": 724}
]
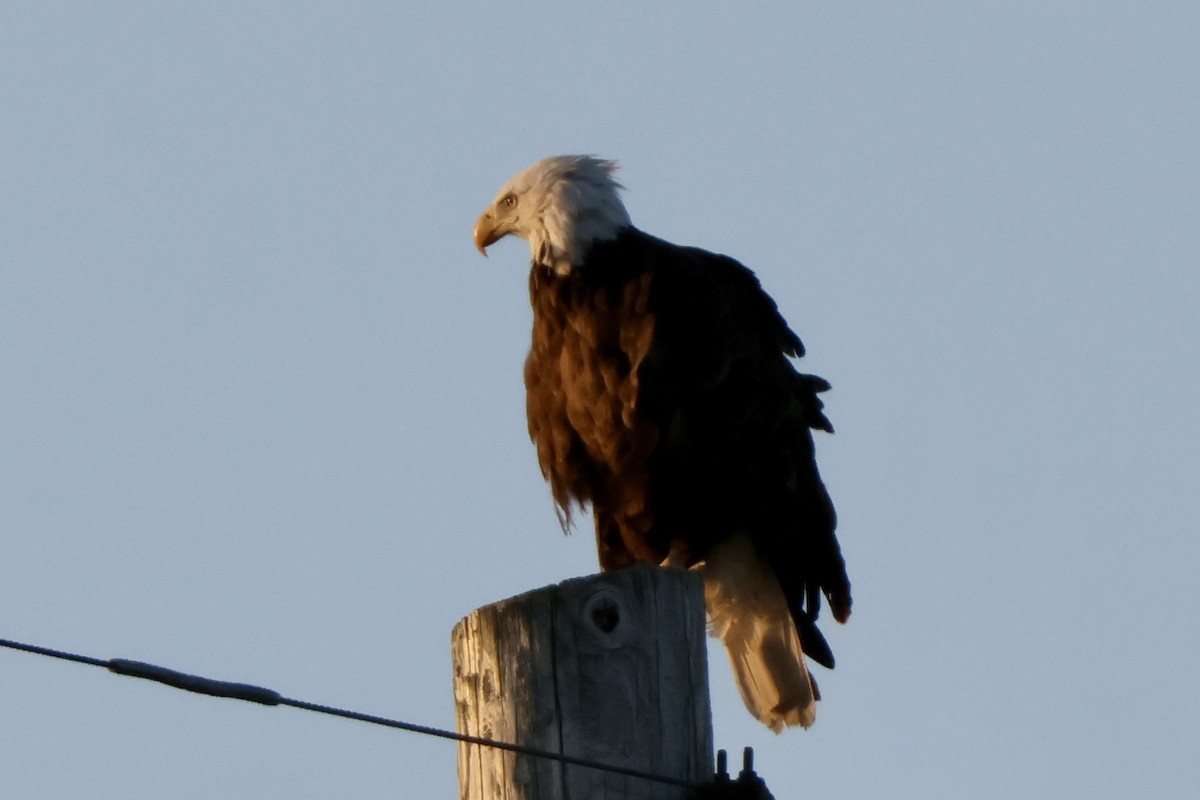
[{"left": 659, "top": 543, "right": 690, "bottom": 569}]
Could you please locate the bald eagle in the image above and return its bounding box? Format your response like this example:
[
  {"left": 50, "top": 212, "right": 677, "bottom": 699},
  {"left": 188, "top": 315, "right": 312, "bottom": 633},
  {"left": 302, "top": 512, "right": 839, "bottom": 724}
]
[{"left": 474, "top": 155, "right": 851, "bottom": 730}]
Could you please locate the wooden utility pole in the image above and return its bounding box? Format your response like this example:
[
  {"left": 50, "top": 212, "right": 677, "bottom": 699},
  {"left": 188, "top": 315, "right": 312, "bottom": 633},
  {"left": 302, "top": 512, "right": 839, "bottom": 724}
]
[{"left": 452, "top": 564, "right": 713, "bottom": 800}]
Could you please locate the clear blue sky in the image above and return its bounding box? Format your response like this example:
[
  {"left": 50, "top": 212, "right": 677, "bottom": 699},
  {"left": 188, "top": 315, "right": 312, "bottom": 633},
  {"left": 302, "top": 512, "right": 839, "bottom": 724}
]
[{"left": 3, "top": 3, "right": 1197, "bottom": 798}]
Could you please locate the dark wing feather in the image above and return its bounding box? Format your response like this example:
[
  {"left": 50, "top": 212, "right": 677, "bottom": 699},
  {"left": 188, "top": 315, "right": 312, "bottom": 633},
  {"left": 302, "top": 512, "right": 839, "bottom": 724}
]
[{"left": 622, "top": 230, "right": 851, "bottom": 666}]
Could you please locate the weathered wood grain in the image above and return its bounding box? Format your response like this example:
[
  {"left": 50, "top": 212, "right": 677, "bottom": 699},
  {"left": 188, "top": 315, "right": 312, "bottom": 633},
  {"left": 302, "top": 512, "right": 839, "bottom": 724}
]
[{"left": 452, "top": 564, "right": 713, "bottom": 800}]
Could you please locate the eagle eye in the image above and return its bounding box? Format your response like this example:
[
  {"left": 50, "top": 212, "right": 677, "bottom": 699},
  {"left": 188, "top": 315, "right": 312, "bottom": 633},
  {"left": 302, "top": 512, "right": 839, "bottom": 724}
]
[{"left": 501, "top": 193, "right": 518, "bottom": 209}]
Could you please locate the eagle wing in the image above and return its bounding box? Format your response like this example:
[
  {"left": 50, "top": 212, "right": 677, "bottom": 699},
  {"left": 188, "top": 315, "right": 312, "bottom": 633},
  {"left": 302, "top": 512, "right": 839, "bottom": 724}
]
[{"left": 632, "top": 233, "right": 851, "bottom": 667}]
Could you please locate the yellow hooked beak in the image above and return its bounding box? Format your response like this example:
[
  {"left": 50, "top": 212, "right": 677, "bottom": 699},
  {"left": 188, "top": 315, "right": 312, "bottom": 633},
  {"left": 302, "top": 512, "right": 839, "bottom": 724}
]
[{"left": 473, "top": 211, "right": 507, "bottom": 255}]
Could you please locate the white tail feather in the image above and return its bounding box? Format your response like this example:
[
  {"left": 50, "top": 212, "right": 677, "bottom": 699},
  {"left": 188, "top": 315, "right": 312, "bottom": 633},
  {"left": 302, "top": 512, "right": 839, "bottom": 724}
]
[{"left": 698, "top": 534, "right": 816, "bottom": 732}]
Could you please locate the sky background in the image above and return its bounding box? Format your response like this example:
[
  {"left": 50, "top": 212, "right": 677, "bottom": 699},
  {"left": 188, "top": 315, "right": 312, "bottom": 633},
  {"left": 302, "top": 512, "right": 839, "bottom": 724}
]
[{"left": 2, "top": 2, "right": 1198, "bottom": 798}]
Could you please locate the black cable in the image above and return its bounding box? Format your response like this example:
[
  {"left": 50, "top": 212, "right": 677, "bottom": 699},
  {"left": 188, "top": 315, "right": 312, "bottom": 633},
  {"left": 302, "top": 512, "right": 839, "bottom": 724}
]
[
  {"left": 1, "top": 637, "right": 107, "bottom": 668},
  {"left": 1, "top": 637, "right": 698, "bottom": 790}
]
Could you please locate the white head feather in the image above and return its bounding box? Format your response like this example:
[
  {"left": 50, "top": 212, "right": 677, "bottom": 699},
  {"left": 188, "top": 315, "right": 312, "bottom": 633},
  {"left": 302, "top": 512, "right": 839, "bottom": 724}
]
[{"left": 474, "top": 155, "right": 632, "bottom": 275}]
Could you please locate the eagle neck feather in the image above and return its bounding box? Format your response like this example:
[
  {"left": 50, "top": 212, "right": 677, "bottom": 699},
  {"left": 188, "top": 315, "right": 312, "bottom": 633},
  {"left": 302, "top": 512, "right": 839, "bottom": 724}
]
[{"left": 532, "top": 221, "right": 633, "bottom": 276}]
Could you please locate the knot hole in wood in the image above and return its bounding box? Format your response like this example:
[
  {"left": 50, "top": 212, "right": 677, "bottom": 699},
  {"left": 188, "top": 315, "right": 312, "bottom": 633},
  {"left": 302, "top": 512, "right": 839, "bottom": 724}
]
[
  {"left": 590, "top": 596, "right": 620, "bottom": 632},
  {"left": 581, "top": 587, "right": 632, "bottom": 647}
]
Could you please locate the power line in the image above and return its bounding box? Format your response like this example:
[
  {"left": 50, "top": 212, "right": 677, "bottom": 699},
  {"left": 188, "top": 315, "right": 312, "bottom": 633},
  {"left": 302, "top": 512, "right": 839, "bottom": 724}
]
[{"left": 1, "top": 636, "right": 699, "bottom": 790}]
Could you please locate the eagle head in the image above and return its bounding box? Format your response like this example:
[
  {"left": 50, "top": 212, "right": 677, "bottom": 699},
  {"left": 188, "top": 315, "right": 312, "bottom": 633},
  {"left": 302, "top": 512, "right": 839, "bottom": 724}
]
[{"left": 473, "top": 155, "right": 632, "bottom": 275}]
